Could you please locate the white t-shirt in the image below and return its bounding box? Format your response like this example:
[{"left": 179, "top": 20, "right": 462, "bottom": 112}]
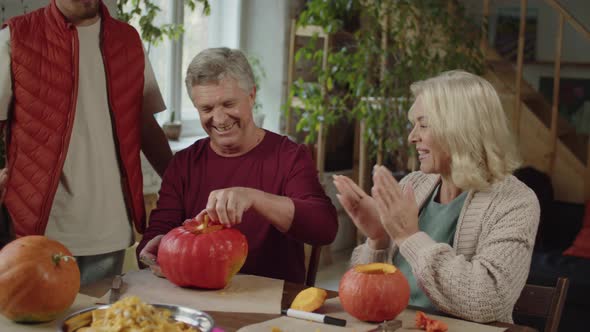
[{"left": 0, "top": 20, "right": 165, "bottom": 256}]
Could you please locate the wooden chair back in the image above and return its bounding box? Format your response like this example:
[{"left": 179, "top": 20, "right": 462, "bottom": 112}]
[
  {"left": 304, "top": 245, "right": 322, "bottom": 287},
  {"left": 513, "top": 277, "right": 569, "bottom": 332}
]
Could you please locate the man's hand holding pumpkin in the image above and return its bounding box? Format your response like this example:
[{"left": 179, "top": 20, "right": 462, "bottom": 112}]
[
  {"left": 0, "top": 168, "right": 8, "bottom": 202},
  {"left": 196, "top": 187, "right": 295, "bottom": 233},
  {"left": 195, "top": 187, "right": 259, "bottom": 228},
  {"left": 138, "top": 235, "right": 164, "bottom": 277}
]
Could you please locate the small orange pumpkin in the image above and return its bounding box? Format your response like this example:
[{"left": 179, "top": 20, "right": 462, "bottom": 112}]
[
  {"left": 0, "top": 236, "right": 80, "bottom": 323},
  {"left": 339, "top": 263, "right": 410, "bottom": 322}
]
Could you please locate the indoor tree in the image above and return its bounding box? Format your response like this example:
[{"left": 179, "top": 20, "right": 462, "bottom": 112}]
[{"left": 287, "top": 0, "right": 484, "bottom": 173}]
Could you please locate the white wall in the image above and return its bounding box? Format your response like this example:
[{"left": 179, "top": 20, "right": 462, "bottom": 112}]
[
  {"left": 239, "top": 0, "right": 290, "bottom": 134},
  {"left": 2, "top": 0, "right": 46, "bottom": 19}
]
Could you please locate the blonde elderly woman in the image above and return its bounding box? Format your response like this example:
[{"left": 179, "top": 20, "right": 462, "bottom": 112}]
[{"left": 333, "top": 70, "right": 539, "bottom": 323}]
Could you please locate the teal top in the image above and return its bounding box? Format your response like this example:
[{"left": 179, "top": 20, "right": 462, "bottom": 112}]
[{"left": 392, "top": 185, "right": 467, "bottom": 311}]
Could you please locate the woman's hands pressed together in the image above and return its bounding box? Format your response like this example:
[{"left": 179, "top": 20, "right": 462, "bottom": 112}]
[
  {"left": 372, "top": 165, "right": 419, "bottom": 245},
  {"left": 333, "top": 175, "right": 384, "bottom": 239}
]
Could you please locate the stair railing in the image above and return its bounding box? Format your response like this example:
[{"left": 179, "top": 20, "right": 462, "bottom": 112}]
[{"left": 482, "top": 0, "right": 590, "bottom": 194}]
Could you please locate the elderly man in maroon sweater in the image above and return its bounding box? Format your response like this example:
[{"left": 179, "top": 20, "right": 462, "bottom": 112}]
[{"left": 137, "top": 47, "right": 339, "bottom": 284}]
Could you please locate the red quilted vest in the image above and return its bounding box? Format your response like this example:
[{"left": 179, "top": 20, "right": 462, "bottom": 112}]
[{"left": 3, "top": 0, "right": 146, "bottom": 236}]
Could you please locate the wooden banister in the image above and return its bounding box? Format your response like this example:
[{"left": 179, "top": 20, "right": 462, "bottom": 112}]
[
  {"left": 318, "top": 35, "right": 330, "bottom": 181},
  {"left": 514, "top": 0, "right": 528, "bottom": 141},
  {"left": 540, "top": 0, "right": 590, "bottom": 198},
  {"left": 286, "top": 19, "right": 296, "bottom": 136},
  {"left": 480, "top": 0, "right": 490, "bottom": 56},
  {"left": 544, "top": 0, "right": 590, "bottom": 41},
  {"left": 358, "top": 121, "right": 367, "bottom": 189},
  {"left": 549, "top": 13, "right": 564, "bottom": 175},
  {"left": 376, "top": 8, "right": 389, "bottom": 166}
]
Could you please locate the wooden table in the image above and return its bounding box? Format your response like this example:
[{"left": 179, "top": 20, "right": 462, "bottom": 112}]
[{"left": 82, "top": 276, "right": 537, "bottom": 332}]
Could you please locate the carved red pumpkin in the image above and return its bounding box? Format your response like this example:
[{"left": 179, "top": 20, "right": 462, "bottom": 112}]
[
  {"left": 339, "top": 263, "right": 410, "bottom": 322},
  {"left": 158, "top": 218, "right": 248, "bottom": 289},
  {"left": 0, "top": 236, "right": 80, "bottom": 323}
]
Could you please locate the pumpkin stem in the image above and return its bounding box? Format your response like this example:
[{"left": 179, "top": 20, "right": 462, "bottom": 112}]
[
  {"left": 191, "top": 214, "right": 222, "bottom": 234},
  {"left": 52, "top": 252, "right": 76, "bottom": 266}
]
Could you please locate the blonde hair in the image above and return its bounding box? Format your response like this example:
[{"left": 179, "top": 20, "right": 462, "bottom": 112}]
[{"left": 410, "top": 70, "right": 521, "bottom": 190}]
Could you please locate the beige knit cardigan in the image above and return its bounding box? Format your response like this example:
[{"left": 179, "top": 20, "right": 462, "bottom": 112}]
[{"left": 351, "top": 171, "right": 540, "bottom": 323}]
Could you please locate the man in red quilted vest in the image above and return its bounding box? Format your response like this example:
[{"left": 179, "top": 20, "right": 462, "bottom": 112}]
[{"left": 0, "top": 0, "right": 173, "bottom": 285}]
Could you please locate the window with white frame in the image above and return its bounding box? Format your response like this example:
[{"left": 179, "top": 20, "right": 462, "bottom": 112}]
[{"left": 126, "top": 0, "right": 240, "bottom": 137}]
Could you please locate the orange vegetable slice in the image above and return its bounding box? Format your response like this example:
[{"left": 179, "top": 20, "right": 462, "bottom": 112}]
[
  {"left": 415, "top": 311, "right": 448, "bottom": 332},
  {"left": 290, "top": 287, "right": 328, "bottom": 312}
]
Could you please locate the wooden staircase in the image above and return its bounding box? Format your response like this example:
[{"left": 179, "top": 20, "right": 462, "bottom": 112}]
[
  {"left": 483, "top": 47, "right": 586, "bottom": 203},
  {"left": 480, "top": 0, "right": 590, "bottom": 203}
]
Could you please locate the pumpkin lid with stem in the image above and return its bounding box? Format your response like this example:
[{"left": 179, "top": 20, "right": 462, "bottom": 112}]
[
  {"left": 354, "top": 263, "right": 397, "bottom": 274},
  {"left": 183, "top": 215, "right": 224, "bottom": 235},
  {"left": 51, "top": 252, "right": 76, "bottom": 266}
]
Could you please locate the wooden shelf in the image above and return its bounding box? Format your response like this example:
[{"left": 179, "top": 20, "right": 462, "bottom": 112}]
[
  {"left": 524, "top": 60, "right": 590, "bottom": 68},
  {"left": 487, "top": 58, "right": 590, "bottom": 69},
  {"left": 291, "top": 96, "right": 305, "bottom": 109},
  {"left": 295, "top": 25, "right": 328, "bottom": 38}
]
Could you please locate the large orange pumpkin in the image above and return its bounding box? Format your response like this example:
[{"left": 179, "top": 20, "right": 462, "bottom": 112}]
[
  {"left": 0, "top": 236, "right": 80, "bottom": 323},
  {"left": 339, "top": 263, "right": 410, "bottom": 322},
  {"left": 158, "top": 218, "right": 248, "bottom": 289}
]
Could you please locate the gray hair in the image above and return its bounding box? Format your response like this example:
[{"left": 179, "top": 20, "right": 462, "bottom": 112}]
[{"left": 185, "top": 47, "right": 256, "bottom": 101}]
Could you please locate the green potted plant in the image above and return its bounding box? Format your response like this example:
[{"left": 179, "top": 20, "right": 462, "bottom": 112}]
[
  {"left": 162, "top": 112, "right": 183, "bottom": 141},
  {"left": 287, "top": 0, "right": 484, "bottom": 173}
]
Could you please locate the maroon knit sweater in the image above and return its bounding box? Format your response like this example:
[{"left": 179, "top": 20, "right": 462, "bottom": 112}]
[{"left": 137, "top": 130, "right": 338, "bottom": 283}]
